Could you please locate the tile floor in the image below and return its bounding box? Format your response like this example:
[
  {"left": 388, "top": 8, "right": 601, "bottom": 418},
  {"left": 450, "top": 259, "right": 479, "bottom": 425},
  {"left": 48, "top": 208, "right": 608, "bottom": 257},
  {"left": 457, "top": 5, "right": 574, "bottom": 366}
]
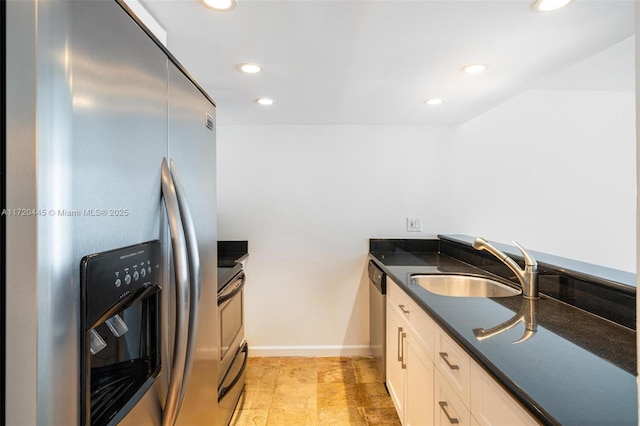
[{"left": 230, "top": 356, "right": 401, "bottom": 425}]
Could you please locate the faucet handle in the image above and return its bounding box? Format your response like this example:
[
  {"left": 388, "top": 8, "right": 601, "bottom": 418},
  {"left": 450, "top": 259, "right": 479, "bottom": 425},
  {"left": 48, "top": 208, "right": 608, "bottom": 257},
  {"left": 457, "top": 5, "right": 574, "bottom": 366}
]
[{"left": 513, "top": 241, "right": 537, "bottom": 267}]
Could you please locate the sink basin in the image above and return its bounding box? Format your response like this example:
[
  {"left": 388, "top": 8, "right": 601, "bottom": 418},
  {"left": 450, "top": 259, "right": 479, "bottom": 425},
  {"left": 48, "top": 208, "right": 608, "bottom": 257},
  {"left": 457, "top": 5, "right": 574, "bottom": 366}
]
[{"left": 411, "top": 274, "right": 521, "bottom": 298}]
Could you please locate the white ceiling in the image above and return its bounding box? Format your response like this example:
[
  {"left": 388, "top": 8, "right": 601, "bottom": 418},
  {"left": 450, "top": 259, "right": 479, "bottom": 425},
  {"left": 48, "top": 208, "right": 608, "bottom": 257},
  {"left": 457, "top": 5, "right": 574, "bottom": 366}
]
[{"left": 140, "top": 0, "right": 635, "bottom": 126}]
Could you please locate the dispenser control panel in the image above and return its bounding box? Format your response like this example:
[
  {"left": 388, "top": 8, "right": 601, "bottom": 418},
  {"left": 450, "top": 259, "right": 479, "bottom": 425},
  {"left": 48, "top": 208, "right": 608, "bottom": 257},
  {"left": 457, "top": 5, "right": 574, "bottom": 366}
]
[{"left": 81, "top": 240, "right": 162, "bottom": 329}]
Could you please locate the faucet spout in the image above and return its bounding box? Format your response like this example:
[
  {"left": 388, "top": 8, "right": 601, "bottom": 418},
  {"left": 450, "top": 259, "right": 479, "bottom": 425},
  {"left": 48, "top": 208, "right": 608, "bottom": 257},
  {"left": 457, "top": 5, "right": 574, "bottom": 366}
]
[{"left": 472, "top": 237, "right": 539, "bottom": 299}]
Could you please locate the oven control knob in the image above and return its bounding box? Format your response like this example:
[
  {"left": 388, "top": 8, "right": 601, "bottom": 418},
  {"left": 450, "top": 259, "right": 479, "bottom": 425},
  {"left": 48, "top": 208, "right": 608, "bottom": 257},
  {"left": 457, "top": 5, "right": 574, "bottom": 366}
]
[
  {"left": 140, "top": 268, "right": 146, "bottom": 278},
  {"left": 124, "top": 274, "right": 132, "bottom": 285},
  {"left": 147, "top": 266, "right": 152, "bottom": 274},
  {"left": 115, "top": 278, "right": 122, "bottom": 288},
  {"left": 133, "top": 270, "right": 140, "bottom": 281}
]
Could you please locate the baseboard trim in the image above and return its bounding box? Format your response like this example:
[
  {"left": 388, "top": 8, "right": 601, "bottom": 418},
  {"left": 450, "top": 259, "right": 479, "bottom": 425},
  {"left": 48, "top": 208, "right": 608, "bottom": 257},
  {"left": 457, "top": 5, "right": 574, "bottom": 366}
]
[{"left": 248, "top": 345, "right": 372, "bottom": 357}]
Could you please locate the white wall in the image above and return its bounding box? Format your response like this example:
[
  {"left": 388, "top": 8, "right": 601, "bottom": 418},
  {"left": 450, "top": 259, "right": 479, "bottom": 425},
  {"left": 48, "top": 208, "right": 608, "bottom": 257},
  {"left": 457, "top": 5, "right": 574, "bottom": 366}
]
[
  {"left": 217, "top": 125, "right": 453, "bottom": 355},
  {"left": 443, "top": 90, "right": 636, "bottom": 271},
  {"left": 443, "top": 41, "right": 636, "bottom": 272}
]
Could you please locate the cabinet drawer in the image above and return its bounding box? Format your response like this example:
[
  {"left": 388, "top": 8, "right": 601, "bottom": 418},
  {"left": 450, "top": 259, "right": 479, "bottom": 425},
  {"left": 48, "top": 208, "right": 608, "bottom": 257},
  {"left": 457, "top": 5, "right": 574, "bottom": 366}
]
[
  {"left": 435, "top": 369, "right": 472, "bottom": 426},
  {"left": 435, "top": 325, "right": 471, "bottom": 409},
  {"left": 387, "top": 277, "right": 434, "bottom": 360},
  {"left": 470, "top": 362, "right": 539, "bottom": 426},
  {"left": 388, "top": 276, "right": 414, "bottom": 312}
]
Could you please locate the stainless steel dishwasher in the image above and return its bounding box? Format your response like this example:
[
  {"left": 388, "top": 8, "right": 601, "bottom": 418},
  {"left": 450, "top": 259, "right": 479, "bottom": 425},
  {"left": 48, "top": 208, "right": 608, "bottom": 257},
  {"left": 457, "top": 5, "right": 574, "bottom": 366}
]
[{"left": 368, "top": 260, "right": 387, "bottom": 383}]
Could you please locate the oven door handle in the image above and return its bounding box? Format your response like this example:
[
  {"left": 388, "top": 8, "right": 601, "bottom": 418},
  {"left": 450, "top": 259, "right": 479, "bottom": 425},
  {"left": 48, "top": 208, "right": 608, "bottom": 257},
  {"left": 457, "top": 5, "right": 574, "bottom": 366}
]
[
  {"left": 160, "top": 158, "right": 191, "bottom": 426},
  {"left": 170, "top": 159, "right": 201, "bottom": 413},
  {"left": 218, "top": 341, "right": 249, "bottom": 401},
  {"left": 218, "top": 273, "right": 245, "bottom": 305}
]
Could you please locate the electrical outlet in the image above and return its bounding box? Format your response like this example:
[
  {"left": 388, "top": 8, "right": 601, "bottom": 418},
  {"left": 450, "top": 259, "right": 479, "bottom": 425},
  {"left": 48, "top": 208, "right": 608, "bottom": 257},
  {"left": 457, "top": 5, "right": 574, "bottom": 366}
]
[{"left": 407, "top": 217, "right": 422, "bottom": 232}]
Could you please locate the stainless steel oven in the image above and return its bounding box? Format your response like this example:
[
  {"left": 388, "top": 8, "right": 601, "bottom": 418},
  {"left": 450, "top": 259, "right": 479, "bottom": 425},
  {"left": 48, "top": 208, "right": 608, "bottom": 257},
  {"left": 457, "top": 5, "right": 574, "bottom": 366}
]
[{"left": 217, "top": 269, "right": 247, "bottom": 425}]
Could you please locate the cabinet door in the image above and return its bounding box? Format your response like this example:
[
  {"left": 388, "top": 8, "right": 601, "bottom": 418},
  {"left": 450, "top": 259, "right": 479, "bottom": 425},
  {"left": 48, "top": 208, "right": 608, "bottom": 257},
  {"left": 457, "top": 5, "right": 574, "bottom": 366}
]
[
  {"left": 387, "top": 305, "right": 406, "bottom": 421},
  {"left": 405, "top": 333, "right": 434, "bottom": 426},
  {"left": 470, "top": 363, "right": 538, "bottom": 426},
  {"left": 435, "top": 326, "right": 471, "bottom": 408},
  {"left": 435, "top": 370, "right": 471, "bottom": 426}
]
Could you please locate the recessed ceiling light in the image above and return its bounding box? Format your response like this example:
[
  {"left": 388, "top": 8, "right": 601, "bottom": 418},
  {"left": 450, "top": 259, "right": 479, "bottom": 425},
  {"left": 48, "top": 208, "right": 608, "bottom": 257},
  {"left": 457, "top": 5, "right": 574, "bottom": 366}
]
[
  {"left": 461, "top": 64, "right": 488, "bottom": 74},
  {"left": 532, "top": 0, "right": 574, "bottom": 12},
  {"left": 255, "top": 98, "right": 275, "bottom": 106},
  {"left": 202, "top": 0, "right": 237, "bottom": 11},
  {"left": 425, "top": 98, "right": 444, "bottom": 106},
  {"left": 238, "top": 63, "right": 262, "bottom": 74}
]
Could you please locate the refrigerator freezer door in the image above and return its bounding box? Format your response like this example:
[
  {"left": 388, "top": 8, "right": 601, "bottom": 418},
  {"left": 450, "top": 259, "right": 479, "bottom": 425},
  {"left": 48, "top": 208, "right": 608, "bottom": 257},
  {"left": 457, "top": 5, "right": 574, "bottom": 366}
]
[
  {"left": 167, "top": 62, "right": 219, "bottom": 425},
  {"left": 6, "top": 1, "right": 169, "bottom": 424}
]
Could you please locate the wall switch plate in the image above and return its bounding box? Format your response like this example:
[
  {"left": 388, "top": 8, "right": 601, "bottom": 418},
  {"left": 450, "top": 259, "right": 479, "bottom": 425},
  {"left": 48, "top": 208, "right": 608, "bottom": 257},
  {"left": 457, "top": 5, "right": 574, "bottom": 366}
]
[{"left": 407, "top": 217, "right": 422, "bottom": 232}]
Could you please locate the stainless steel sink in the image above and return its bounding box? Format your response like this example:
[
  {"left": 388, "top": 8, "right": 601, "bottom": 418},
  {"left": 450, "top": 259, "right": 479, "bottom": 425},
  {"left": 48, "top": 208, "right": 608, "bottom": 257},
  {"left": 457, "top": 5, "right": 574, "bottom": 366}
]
[{"left": 411, "top": 274, "right": 521, "bottom": 298}]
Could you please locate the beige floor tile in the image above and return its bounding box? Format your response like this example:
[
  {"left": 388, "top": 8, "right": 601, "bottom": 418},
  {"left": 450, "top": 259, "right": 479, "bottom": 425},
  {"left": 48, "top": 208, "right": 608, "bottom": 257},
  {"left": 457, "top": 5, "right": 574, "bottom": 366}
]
[
  {"left": 316, "top": 357, "right": 352, "bottom": 365},
  {"left": 237, "top": 385, "right": 275, "bottom": 410},
  {"left": 230, "top": 409, "right": 269, "bottom": 426},
  {"left": 277, "top": 365, "right": 317, "bottom": 385},
  {"left": 248, "top": 357, "right": 281, "bottom": 367},
  {"left": 363, "top": 407, "right": 402, "bottom": 425},
  {"left": 279, "top": 357, "right": 317, "bottom": 367},
  {"left": 246, "top": 364, "right": 280, "bottom": 386},
  {"left": 351, "top": 356, "right": 376, "bottom": 362},
  {"left": 353, "top": 358, "right": 382, "bottom": 384},
  {"left": 317, "top": 362, "right": 356, "bottom": 384},
  {"left": 233, "top": 357, "right": 398, "bottom": 425},
  {"left": 317, "top": 407, "right": 368, "bottom": 425},
  {"left": 266, "top": 408, "right": 318, "bottom": 425},
  {"left": 357, "top": 382, "right": 395, "bottom": 409},
  {"left": 271, "top": 383, "right": 318, "bottom": 409},
  {"left": 317, "top": 383, "right": 362, "bottom": 408}
]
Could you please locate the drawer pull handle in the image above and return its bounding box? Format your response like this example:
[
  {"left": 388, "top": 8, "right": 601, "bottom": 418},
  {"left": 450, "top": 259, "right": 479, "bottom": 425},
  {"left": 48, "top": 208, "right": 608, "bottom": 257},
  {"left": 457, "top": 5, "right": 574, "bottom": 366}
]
[
  {"left": 401, "top": 332, "right": 407, "bottom": 370},
  {"left": 399, "top": 304, "right": 410, "bottom": 314},
  {"left": 439, "top": 352, "right": 460, "bottom": 370},
  {"left": 439, "top": 401, "right": 460, "bottom": 424}
]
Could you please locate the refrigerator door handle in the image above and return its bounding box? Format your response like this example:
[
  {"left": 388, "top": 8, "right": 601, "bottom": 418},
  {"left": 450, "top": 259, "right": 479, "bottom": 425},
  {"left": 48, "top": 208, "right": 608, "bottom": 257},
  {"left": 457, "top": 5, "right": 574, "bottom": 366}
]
[
  {"left": 169, "top": 159, "right": 202, "bottom": 412},
  {"left": 161, "top": 158, "right": 191, "bottom": 426}
]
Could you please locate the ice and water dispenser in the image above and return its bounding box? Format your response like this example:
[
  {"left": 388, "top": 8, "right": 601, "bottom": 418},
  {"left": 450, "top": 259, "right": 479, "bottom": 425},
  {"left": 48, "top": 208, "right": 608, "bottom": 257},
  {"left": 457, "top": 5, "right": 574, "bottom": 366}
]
[{"left": 80, "top": 240, "right": 162, "bottom": 426}]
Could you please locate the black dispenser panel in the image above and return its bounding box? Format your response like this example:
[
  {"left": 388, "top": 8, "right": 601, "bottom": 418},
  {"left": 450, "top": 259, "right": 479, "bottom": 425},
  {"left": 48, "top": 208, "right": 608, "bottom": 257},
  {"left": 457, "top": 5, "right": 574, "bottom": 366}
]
[
  {"left": 83, "top": 240, "right": 162, "bottom": 328},
  {"left": 80, "top": 240, "right": 162, "bottom": 426}
]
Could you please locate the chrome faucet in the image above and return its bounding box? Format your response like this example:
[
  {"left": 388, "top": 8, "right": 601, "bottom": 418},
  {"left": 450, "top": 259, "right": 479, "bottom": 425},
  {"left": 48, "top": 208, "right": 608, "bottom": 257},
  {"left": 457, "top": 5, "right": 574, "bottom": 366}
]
[{"left": 472, "top": 237, "right": 539, "bottom": 299}]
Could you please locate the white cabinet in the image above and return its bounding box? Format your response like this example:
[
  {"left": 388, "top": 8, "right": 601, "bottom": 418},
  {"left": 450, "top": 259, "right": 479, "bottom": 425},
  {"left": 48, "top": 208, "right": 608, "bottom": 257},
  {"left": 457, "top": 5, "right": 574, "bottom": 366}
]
[
  {"left": 435, "top": 326, "right": 471, "bottom": 408},
  {"left": 434, "top": 369, "right": 471, "bottom": 426},
  {"left": 385, "top": 277, "right": 540, "bottom": 426},
  {"left": 387, "top": 306, "right": 407, "bottom": 421},
  {"left": 386, "top": 277, "right": 435, "bottom": 425},
  {"left": 388, "top": 277, "right": 435, "bottom": 358},
  {"left": 470, "top": 363, "right": 538, "bottom": 426},
  {"left": 405, "top": 332, "right": 435, "bottom": 425}
]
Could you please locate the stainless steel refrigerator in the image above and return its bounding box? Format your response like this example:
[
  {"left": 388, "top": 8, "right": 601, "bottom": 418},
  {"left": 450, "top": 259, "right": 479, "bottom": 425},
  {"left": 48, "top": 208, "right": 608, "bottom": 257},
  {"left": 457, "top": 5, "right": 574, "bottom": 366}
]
[{"left": 4, "top": 0, "right": 219, "bottom": 424}]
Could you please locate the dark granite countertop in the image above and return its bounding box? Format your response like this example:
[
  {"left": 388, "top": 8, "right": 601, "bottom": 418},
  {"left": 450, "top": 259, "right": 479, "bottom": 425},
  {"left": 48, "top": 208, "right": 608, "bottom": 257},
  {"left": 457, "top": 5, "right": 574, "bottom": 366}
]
[
  {"left": 218, "top": 240, "right": 248, "bottom": 291},
  {"left": 218, "top": 240, "right": 249, "bottom": 267},
  {"left": 369, "top": 250, "right": 637, "bottom": 426}
]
